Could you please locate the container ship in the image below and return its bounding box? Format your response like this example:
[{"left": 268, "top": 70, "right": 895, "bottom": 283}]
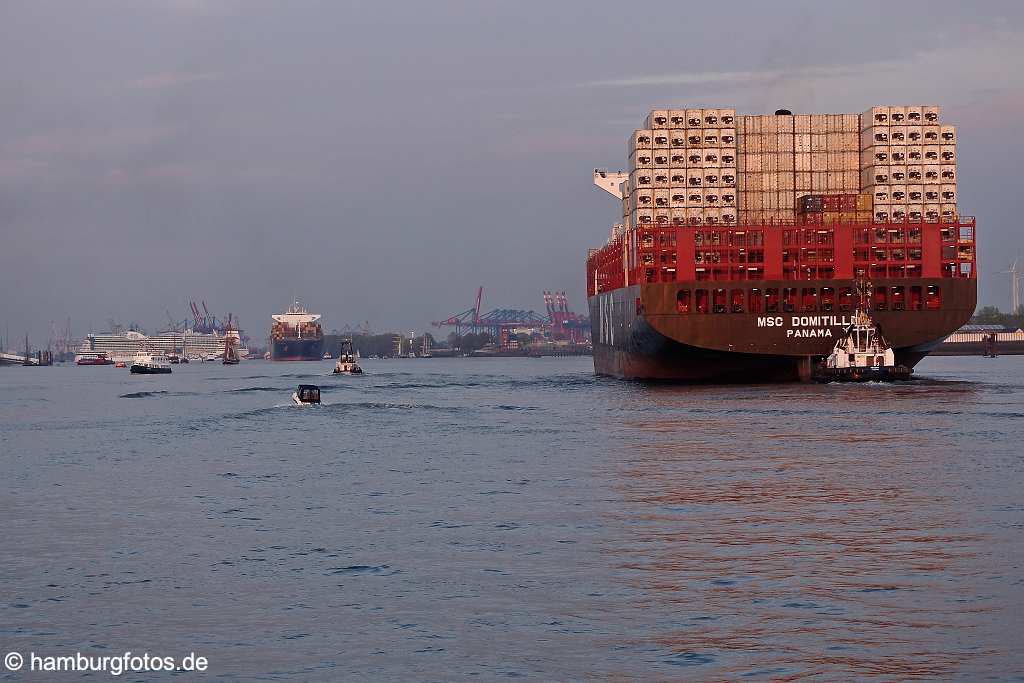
[
  {"left": 588, "top": 106, "right": 976, "bottom": 381},
  {"left": 270, "top": 301, "right": 324, "bottom": 361}
]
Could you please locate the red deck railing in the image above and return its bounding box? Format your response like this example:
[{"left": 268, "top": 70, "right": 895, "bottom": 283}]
[{"left": 587, "top": 218, "right": 976, "bottom": 297}]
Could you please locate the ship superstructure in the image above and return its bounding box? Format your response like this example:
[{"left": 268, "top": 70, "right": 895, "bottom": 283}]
[{"left": 587, "top": 106, "right": 976, "bottom": 381}]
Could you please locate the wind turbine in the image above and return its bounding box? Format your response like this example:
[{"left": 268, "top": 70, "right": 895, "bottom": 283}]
[{"left": 999, "top": 260, "right": 1022, "bottom": 313}]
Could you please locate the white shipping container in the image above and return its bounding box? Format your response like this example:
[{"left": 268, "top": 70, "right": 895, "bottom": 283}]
[
  {"left": 670, "top": 150, "right": 687, "bottom": 167},
  {"left": 923, "top": 165, "right": 941, "bottom": 183},
  {"left": 720, "top": 168, "right": 737, "bottom": 187},
  {"left": 634, "top": 208, "right": 654, "bottom": 225},
  {"left": 907, "top": 166, "right": 923, "bottom": 182},
  {"left": 940, "top": 145, "right": 956, "bottom": 163},
  {"left": 923, "top": 125, "right": 940, "bottom": 143},
  {"left": 670, "top": 189, "right": 687, "bottom": 208},
  {"left": 647, "top": 110, "right": 670, "bottom": 129},
  {"left": 686, "top": 208, "right": 704, "bottom": 225},
  {"left": 924, "top": 187, "right": 940, "bottom": 203},
  {"left": 890, "top": 185, "right": 907, "bottom": 203},
  {"left": 907, "top": 126, "right": 923, "bottom": 143},
  {"left": 940, "top": 165, "right": 956, "bottom": 182},
  {"left": 843, "top": 170, "right": 859, "bottom": 190},
  {"left": 653, "top": 131, "right": 670, "bottom": 148},
  {"left": 671, "top": 208, "right": 687, "bottom": 226},
  {"left": 890, "top": 166, "right": 907, "bottom": 183},
  {"left": 704, "top": 169, "right": 721, "bottom": 186},
  {"left": 862, "top": 166, "right": 885, "bottom": 186},
  {"left": 889, "top": 126, "right": 907, "bottom": 143},
  {"left": 703, "top": 109, "right": 720, "bottom": 126},
  {"left": 652, "top": 169, "right": 670, "bottom": 188},
  {"left": 741, "top": 134, "right": 762, "bottom": 154},
  {"left": 891, "top": 205, "right": 907, "bottom": 221},
  {"left": 874, "top": 204, "right": 891, "bottom": 222},
  {"left": 719, "top": 109, "right": 736, "bottom": 126},
  {"left": 812, "top": 133, "right": 828, "bottom": 152},
  {"left": 702, "top": 188, "right": 721, "bottom": 207},
  {"left": 810, "top": 114, "right": 827, "bottom": 132},
  {"left": 686, "top": 188, "right": 704, "bottom": 207},
  {"left": 908, "top": 185, "right": 924, "bottom": 202},
  {"left": 686, "top": 169, "right": 703, "bottom": 187},
  {"left": 794, "top": 133, "right": 811, "bottom": 153},
  {"left": 687, "top": 150, "right": 703, "bottom": 166},
  {"left": 721, "top": 208, "right": 737, "bottom": 224},
  {"left": 924, "top": 205, "right": 940, "bottom": 221},
  {"left": 890, "top": 146, "right": 907, "bottom": 164},
  {"left": 654, "top": 188, "right": 671, "bottom": 208},
  {"left": 796, "top": 153, "right": 811, "bottom": 172},
  {"left": 703, "top": 129, "right": 720, "bottom": 146},
  {"left": 633, "top": 188, "right": 654, "bottom": 207},
  {"left": 794, "top": 115, "right": 811, "bottom": 134},
  {"left": 670, "top": 170, "right": 687, "bottom": 187},
  {"left": 720, "top": 150, "right": 737, "bottom": 166},
  {"left": 776, "top": 115, "right": 795, "bottom": 134},
  {"left": 906, "top": 106, "right": 923, "bottom": 123},
  {"left": 940, "top": 204, "right": 957, "bottom": 220},
  {"left": 872, "top": 146, "right": 890, "bottom": 164},
  {"left": 922, "top": 146, "right": 940, "bottom": 163},
  {"left": 889, "top": 106, "right": 906, "bottom": 124},
  {"left": 720, "top": 128, "right": 736, "bottom": 146},
  {"left": 686, "top": 109, "right": 703, "bottom": 128},
  {"left": 923, "top": 105, "right": 940, "bottom": 123},
  {"left": 670, "top": 129, "right": 687, "bottom": 148},
  {"left": 864, "top": 106, "right": 890, "bottom": 127},
  {"left": 669, "top": 110, "right": 687, "bottom": 127},
  {"left": 687, "top": 131, "right": 703, "bottom": 147},
  {"left": 703, "top": 150, "right": 721, "bottom": 167},
  {"left": 633, "top": 149, "right": 653, "bottom": 168},
  {"left": 940, "top": 184, "right": 957, "bottom": 202},
  {"left": 632, "top": 129, "right": 653, "bottom": 150},
  {"left": 940, "top": 125, "right": 956, "bottom": 143},
  {"left": 631, "top": 169, "right": 652, "bottom": 188},
  {"left": 907, "top": 145, "right": 923, "bottom": 163},
  {"left": 721, "top": 188, "right": 737, "bottom": 206},
  {"left": 704, "top": 207, "right": 721, "bottom": 225},
  {"left": 654, "top": 207, "right": 671, "bottom": 224},
  {"left": 653, "top": 150, "right": 670, "bottom": 168}
]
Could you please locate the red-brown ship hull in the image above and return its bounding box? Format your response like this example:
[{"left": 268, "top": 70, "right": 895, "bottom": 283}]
[{"left": 589, "top": 278, "right": 975, "bottom": 382}]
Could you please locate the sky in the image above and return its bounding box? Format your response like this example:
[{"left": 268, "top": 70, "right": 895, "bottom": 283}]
[{"left": 2, "top": 0, "right": 1023, "bottom": 346}]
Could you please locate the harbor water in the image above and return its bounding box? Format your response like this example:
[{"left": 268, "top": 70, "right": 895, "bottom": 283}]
[{"left": 1, "top": 356, "right": 1023, "bottom": 680}]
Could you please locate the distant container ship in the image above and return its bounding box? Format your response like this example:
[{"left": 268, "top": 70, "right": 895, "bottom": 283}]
[
  {"left": 270, "top": 301, "right": 324, "bottom": 361},
  {"left": 588, "top": 105, "right": 976, "bottom": 381}
]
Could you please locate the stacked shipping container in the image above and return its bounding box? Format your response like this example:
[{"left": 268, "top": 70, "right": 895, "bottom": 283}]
[
  {"left": 626, "top": 108, "right": 737, "bottom": 227},
  {"left": 624, "top": 106, "right": 955, "bottom": 227},
  {"left": 859, "top": 105, "right": 957, "bottom": 223}
]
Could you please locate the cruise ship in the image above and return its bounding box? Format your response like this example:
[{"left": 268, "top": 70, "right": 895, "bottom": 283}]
[{"left": 75, "top": 328, "right": 248, "bottom": 363}]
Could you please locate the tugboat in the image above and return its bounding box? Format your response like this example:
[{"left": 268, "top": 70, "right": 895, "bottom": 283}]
[
  {"left": 129, "top": 352, "right": 172, "bottom": 374},
  {"left": 816, "top": 282, "right": 911, "bottom": 382},
  {"left": 292, "top": 384, "right": 321, "bottom": 405},
  {"left": 333, "top": 339, "right": 363, "bottom": 374}
]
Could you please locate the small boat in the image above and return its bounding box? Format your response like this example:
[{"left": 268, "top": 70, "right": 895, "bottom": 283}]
[
  {"left": 115, "top": 361, "right": 126, "bottom": 368},
  {"left": 323, "top": 351, "right": 333, "bottom": 360},
  {"left": 75, "top": 352, "right": 114, "bottom": 366},
  {"left": 292, "top": 384, "right": 321, "bottom": 405},
  {"left": 333, "top": 339, "right": 363, "bottom": 374},
  {"left": 166, "top": 353, "right": 181, "bottom": 364},
  {"left": 129, "top": 353, "right": 172, "bottom": 374}
]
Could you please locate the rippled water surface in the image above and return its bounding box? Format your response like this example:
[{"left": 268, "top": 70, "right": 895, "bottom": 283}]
[{"left": 2, "top": 356, "right": 1023, "bottom": 681}]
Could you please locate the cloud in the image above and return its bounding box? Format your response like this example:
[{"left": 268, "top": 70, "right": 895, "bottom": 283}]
[{"left": 127, "top": 71, "right": 224, "bottom": 90}]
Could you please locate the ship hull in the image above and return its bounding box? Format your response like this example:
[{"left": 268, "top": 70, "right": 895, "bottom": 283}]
[
  {"left": 589, "top": 278, "right": 976, "bottom": 382},
  {"left": 271, "top": 338, "right": 324, "bottom": 361}
]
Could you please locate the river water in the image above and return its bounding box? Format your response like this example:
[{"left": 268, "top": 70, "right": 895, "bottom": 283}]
[{"left": 1, "top": 356, "right": 1022, "bottom": 681}]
